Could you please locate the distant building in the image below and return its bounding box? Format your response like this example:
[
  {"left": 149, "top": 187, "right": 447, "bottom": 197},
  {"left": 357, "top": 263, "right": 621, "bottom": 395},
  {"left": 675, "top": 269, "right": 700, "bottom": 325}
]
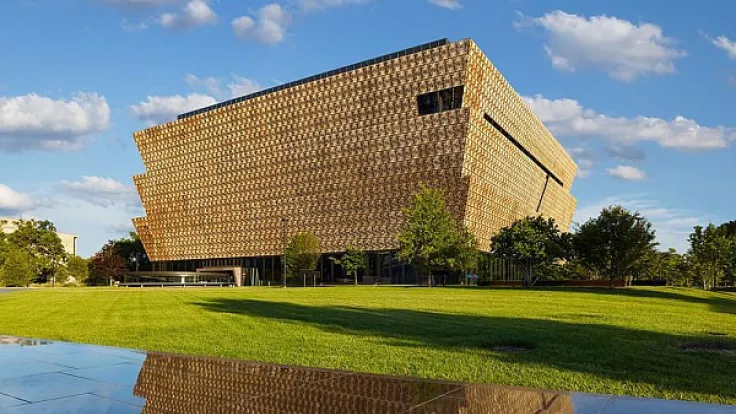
[
  {"left": 0, "top": 218, "right": 78, "bottom": 257},
  {"left": 132, "top": 38, "right": 577, "bottom": 285}
]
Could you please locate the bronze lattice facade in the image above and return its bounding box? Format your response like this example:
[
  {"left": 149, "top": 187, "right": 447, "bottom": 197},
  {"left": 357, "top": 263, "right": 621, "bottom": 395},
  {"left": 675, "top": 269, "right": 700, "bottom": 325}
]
[
  {"left": 133, "top": 352, "right": 574, "bottom": 413},
  {"left": 132, "top": 38, "right": 577, "bottom": 267}
]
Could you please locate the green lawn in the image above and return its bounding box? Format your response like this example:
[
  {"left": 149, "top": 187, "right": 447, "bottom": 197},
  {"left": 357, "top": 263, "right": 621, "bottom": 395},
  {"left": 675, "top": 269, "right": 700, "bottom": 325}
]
[{"left": 0, "top": 287, "right": 734, "bottom": 404}]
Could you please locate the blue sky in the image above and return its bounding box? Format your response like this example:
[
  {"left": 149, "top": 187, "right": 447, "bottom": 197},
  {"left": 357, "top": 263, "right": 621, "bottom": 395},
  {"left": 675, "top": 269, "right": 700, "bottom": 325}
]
[{"left": 0, "top": 0, "right": 734, "bottom": 256}]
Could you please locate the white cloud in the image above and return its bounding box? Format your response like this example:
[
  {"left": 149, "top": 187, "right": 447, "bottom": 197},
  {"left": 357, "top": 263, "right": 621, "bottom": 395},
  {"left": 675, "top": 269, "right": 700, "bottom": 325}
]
[
  {"left": 185, "top": 74, "right": 261, "bottom": 100},
  {"left": 0, "top": 92, "right": 110, "bottom": 152},
  {"left": 296, "top": 0, "right": 368, "bottom": 11},
  {"left": 132, "top": 74, "right": 260, "bottom": 125},
  {"left": 566, "top": 146, "right": 595, "bottom": 178},
  {"left": 518, "top": 11, "right": 686, "bottom": 81},
  {"left": 711, "top": 35, "right": 736, "bottom": 59},
  {"left": 158, "top": 0, "right": 217, "bottom": 30},
  {"left": 232, "top": 4, "right": 291, "bottom": 45},
  {"left": 61, "top": 176, "right": 140, "bottom": 210},
  {"left": 0, "top": 184, "right": 35, "bottom": 214},
  {"left": 574, "top": 196, "right": 705, "bottom": 252},
  {"left": 525, "top": 94, "right": 735, "bottom": 151},
  {"left": 184, "top": 74, "right": 220, "bottom": 95},
  {"left": 25, "top": 194, "right": 141, "bottom": 258},
  {"left": 428, "top": 0, "right": 461, "bottom": 10},
  {"left": 1, "top": 178, "right": 144, "bottom": 257},
  {"left": 228, "top": 75, "right": 262, "bottom": 98},
  {"left": 607, "top": 165, "right": 647, "bottom": 181},
  {"left": 130, "top": 93, "right": 216, "bottom": 124}
]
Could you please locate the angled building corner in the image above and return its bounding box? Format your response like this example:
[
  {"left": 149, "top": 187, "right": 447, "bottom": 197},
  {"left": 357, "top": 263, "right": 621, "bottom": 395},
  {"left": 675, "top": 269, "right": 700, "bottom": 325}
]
[{"left": 459, "top": 39, "right": 578, "bottom": 249}]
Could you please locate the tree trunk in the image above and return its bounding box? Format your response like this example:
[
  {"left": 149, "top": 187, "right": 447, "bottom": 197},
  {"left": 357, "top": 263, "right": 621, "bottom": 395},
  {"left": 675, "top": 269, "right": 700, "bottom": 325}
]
[{"left": 354, "top": 272, "right": 358, "bottom": 286}]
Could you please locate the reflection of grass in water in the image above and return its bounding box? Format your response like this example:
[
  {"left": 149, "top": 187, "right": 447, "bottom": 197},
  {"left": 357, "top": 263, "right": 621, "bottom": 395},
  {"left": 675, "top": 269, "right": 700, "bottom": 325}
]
[{"left": 0, "top": 286, "right": 734, "bottom": 404}]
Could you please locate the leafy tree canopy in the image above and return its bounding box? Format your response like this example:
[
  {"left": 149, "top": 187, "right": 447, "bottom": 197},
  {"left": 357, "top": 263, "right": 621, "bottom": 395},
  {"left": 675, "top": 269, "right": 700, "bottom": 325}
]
[
  {"left": 490, "top": 216, "right": 569, "bottom": 285},
  {"left": 573, "top": 206, "right": 657, "bottom": 286},
  {"left": 0, "top": 244, "right": 35, "bottom": 287},
  {"left": 0, "top": 219, "right": 66, "bottom": 284},
  {"left": 285, "top": 232, "right": 321, "bottom": 278},
  {"left": 331, "top": 246, "right": 368, "bottom": 285},
  {"left": 397, "top": 184, "right": 479, "bottom": 285},
  {"left": 66, "top": 255, "right": 89, "bottom": 284},
  {"left": 688, "top": 224, "right": 735, "bottom": 290},
  {"left": 88, "top": 240, "right": 127, "bottom": 286},
  {"left": 114, "top": 232, "right": 151, "bottom": 271}
]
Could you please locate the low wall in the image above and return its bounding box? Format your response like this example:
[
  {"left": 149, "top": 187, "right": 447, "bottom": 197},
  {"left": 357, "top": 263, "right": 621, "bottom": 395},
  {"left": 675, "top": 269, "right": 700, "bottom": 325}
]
[
  {"left": 485, "top": 280, "right": 628, "bottom": 288},
  {"left": 631, "top": 280, "right": 667, "bottom": 286}
]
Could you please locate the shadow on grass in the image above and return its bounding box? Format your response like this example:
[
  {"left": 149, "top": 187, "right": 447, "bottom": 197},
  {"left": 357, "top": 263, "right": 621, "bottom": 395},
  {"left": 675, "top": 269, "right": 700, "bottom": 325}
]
[
  {"left": 445, "top": 285, "right": 736, "bottom": 315},
  {"left": 193, "top": 298, "right": 736, "bottom": 401}
]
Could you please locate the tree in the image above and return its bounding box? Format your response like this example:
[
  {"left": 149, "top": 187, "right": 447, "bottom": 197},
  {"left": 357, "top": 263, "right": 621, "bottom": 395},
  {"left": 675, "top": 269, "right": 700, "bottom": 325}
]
[
  {"left": 719, "top": 220, "right": 736, "bottom": 238},
  {"left": 284, "top": 232, "right": 321, "bottom": 283},
  {"left": 0, "top": 228, "right": 8, "bottom": 269},
  {"left": 66, "top": 255, "right": 89, "bottom": 285},
  {"left": 54, "top": 266, "right": 70, "bottom": 286},
  {"left": 688, "top": 224, "right": 734, "bottom": 290},
  {"left": 632, "top": 248, "right": 662, "bottom": 281},
  {"left": 717, "top": 221, "right": 736, "bottom": 286},
  {"left": 331, "top": 246, "right": 368, "bottom": 285},
  {"left": 445, "top": 226, "right": 480, "bottom": 285},
  {"left": 88, "top": 241, "right": 127, "bottom": 286},
  {"left": 397, "top": 185, "right": 477, "bottom": 286},
  {"left": 573, "top": 206, "right": 657, "bottom": 288},
  {"left": 490, "top": 216, "right": 570, "bottom": 286},
  {"left": 652, "top": 249, "right": 687, "bottom": 285},
  {"left": 115, "top": 232, "right": 150, "bottom": 272},
  {"left": 5, "top": 219, "right": 66, "bottom": 285},
  {"left": 0, "top": 244, "right": 35, "bottom": 287}
]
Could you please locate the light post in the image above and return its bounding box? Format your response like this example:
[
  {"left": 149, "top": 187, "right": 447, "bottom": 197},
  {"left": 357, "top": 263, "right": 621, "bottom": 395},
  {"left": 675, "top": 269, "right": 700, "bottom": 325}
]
[{"left": 281, "top": 217, "right": 288, "bottom": 288}]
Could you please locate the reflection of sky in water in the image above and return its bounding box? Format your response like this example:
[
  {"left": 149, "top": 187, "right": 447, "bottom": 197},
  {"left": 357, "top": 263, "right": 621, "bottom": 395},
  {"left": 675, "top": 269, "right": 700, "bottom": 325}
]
[{"left": 0, "top": 335, "right": 732, "bottom": 413}]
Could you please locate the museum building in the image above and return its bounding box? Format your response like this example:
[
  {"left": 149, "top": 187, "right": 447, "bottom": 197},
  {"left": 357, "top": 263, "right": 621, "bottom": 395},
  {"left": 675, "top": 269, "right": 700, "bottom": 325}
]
[{"left": 131, "top": 38, "right": 578, "bottom": 286}]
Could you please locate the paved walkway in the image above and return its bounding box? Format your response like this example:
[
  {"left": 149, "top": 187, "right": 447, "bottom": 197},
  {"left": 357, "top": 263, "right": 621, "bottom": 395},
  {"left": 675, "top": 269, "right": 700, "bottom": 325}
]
[
  {"left": 0, "top": 335, "right": 733, "bottom": 413},
  {"left": 0, "top": 289, "right": 26, "bottom": 294}
]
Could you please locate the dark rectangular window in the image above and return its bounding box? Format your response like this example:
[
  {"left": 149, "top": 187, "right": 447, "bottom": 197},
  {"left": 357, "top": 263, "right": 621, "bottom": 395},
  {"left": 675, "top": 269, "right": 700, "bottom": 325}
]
[
  {"left": 417, "top": 92, "right": 439, "bottom": 115},
  {"left": 439, "top": 86, "right": 463, "bottom": 111},
  {"left": 417, "top": 86, "right": 464, "bottom": 115}
]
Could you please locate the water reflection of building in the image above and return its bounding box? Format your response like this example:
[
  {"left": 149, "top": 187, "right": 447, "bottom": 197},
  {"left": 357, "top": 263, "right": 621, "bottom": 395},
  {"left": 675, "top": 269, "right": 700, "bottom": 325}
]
[
  {"left": 0, "top": 335, "right": 52, "bottom": 346},
  {"left": 133, "top": 353, "right": 574, "bottom": 413}
]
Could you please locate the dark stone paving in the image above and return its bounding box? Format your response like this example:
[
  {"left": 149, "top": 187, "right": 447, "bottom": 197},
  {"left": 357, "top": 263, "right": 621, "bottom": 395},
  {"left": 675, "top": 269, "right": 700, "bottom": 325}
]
[{"left": 0, "top": 335, "right": 733, "bottom": 413}]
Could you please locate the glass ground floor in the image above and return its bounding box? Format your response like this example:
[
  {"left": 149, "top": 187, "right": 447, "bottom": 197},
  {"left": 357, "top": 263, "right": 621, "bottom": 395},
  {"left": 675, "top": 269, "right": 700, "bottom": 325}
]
[
  {"left": 151, "top": 252, "right": 421, "bottom": 286},
  {"left": 145, "top": 252, "right": 529, "bottom": 287}
]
